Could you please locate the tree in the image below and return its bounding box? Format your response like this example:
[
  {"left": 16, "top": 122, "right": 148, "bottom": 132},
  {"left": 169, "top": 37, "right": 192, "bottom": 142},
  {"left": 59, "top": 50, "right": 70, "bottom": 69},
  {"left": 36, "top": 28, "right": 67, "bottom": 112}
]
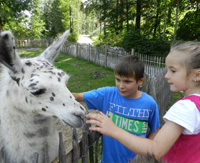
[
  {"left": 0, "top": 0, "right": 34, "bottom": 31},
  {"left": 177, "top": 10, "right": 200, "bottom": 40},
  {"left": 42, "top": 0, "right": 66, "bottom": 38},
  {"left": 28, "top": 1, "right": 45, "bottom": 38},
  {"left": 42, "top": 0, "right": 82, "bottom": 38}
]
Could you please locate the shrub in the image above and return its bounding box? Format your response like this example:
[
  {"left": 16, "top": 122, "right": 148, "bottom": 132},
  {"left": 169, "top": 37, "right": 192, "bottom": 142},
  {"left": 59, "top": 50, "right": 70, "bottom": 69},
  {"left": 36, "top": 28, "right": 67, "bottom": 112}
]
[{"left": 121, "top": 31, "right": 170, "bottom": 57}]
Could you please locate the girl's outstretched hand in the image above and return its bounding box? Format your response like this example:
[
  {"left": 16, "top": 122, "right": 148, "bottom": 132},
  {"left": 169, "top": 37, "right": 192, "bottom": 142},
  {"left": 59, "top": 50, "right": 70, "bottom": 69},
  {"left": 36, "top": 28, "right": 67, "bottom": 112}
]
[{"left": 86, "top": 112, "right": 118, "bottom": 137}]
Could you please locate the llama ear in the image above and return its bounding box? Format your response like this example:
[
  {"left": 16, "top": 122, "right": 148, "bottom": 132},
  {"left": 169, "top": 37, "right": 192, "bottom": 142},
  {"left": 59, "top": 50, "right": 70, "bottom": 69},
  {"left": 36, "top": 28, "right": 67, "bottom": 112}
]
[
  {"left": 0, "top": 31, "right": 22, "bottom": 74},
  {"left": 40, "top": 30, "right": 70, "bottom": 63}
]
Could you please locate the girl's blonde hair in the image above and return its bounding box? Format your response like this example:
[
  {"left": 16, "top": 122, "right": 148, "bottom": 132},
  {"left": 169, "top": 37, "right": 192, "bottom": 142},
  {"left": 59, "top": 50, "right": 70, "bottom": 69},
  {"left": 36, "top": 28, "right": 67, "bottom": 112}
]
[{"left": 170, "top": 41, "right": 200, "bottom": 73}]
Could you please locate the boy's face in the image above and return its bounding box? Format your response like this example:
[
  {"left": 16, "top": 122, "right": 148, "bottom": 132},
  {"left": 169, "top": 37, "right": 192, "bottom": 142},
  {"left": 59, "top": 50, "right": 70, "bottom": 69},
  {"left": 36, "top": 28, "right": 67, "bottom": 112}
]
[{"left": 115, "top": 74, "right": 144, "bottom": 99}]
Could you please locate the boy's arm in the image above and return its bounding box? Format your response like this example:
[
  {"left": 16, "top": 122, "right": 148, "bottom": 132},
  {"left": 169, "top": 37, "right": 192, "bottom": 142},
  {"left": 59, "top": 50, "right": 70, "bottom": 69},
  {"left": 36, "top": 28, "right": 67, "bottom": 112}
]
[{"left": 72, "top": 93, "right": 84, "bottom": 102}]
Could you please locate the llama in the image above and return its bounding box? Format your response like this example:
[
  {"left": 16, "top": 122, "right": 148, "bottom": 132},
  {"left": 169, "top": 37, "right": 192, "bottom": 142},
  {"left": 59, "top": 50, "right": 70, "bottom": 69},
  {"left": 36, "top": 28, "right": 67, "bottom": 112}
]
[{"left": 0, "top": 30, "right": 86, "bottom": 163}]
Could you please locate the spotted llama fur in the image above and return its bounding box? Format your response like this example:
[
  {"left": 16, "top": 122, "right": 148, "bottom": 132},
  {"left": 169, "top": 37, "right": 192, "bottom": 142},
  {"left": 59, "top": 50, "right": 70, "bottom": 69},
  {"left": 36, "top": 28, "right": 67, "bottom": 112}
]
[{"left": 0, "top": 30, "right": 86, "bottom": 163}]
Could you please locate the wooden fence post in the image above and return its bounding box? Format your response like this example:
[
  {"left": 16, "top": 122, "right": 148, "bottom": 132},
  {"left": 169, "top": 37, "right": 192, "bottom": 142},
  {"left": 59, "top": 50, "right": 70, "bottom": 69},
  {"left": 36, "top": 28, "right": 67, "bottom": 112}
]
[
  {"left": 104, "top": 45, "right": 108, "bottom": 68},
  {"left": 76, "top": 43, "right": 78, "bottom": 57},
  {"left": 82, "top": 124, "right": 89, "bottom": 163},
  {"left": 95, "top": 133, "right": 101, "bottom": 163},
  {"left": 72, "top": 128, "right": 78, "bottom": 163},
  {"left": 59, "top": 132, "right": 66, "bottom": 163},
  {"left": 88, "top": 131, "right": 94, "bottom": 163},
  {"left": 88, "top": 44, "right": 91, "bottom": 61},
  {"left": 149, "top": 77, "right": 157, "bottom": 102},
  {"left": 131, "top": 49, "right": 134, "bottom": 55}
]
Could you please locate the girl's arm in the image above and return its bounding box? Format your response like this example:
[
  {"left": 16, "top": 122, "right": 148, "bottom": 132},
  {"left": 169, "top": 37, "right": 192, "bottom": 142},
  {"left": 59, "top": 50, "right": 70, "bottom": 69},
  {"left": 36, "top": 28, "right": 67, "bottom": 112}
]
[
  {"left": 86, "top": 112, "right": 184, "bottom": 159},
  {"left": 148, "top": 128, "right": 160, "bottom": 140}
]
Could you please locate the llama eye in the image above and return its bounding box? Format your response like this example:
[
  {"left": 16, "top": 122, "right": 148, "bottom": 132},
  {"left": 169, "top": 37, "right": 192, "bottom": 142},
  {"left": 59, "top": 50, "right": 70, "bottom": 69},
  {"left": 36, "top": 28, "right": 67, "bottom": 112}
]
[{"left": 31, "top": 89, "right": 46, "bottom": 96}]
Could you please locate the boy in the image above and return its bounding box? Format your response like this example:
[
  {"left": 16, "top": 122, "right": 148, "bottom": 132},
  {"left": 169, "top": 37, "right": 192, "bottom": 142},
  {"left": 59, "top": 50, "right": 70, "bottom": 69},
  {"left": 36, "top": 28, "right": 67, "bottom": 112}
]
[{"left": 73, "top": 55, "right": 160, "bottom": 162}]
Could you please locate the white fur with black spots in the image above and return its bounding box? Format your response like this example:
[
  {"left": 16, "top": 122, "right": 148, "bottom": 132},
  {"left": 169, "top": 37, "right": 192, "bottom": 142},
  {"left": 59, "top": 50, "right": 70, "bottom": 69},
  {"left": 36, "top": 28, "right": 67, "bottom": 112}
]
[{"left": 0, "top": 30, "right": 86, "bottom": 163}]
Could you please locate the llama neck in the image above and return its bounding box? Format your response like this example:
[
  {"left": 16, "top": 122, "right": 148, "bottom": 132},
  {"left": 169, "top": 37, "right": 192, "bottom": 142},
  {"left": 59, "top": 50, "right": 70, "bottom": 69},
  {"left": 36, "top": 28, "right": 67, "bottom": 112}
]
[
  {"left": 0, "top": 106, "right": 58, "bottom": 162},
  {"left": 0, "top": 71, "right": 59, "bottom": 162}
]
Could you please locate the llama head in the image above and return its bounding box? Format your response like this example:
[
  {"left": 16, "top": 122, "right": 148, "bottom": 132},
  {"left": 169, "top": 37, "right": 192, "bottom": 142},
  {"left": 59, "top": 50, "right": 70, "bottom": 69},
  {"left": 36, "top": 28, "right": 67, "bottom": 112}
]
[{"left": 0, "top": 30, "right": 86, "bottom": 128}]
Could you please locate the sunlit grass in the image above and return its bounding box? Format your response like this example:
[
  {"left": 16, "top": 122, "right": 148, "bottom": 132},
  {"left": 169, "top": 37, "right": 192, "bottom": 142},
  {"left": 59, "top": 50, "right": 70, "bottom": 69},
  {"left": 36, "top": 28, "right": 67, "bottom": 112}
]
[{"left": 18, "top": 50, "right": 44, "bottom": 57}]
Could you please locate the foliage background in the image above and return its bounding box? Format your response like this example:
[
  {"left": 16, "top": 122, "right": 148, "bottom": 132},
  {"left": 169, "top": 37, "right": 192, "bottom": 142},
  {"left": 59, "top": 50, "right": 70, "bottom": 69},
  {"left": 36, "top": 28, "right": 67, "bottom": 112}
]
[{"left": 1, "top": 0, "right": 200, "bottom": 56}]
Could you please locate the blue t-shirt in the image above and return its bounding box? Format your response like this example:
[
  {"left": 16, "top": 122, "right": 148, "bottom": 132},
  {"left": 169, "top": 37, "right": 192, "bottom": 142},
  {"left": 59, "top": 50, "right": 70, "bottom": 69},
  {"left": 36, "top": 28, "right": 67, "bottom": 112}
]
[{"left": 84, "top": 86, "right": 160, "bottom": 163}]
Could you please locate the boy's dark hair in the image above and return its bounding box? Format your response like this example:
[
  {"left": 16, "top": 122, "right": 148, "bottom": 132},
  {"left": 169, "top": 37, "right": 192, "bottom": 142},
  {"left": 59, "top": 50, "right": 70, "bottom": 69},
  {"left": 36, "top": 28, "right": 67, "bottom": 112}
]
[{"left": 114, "top": 55, "right": 144, "bottom": 82}]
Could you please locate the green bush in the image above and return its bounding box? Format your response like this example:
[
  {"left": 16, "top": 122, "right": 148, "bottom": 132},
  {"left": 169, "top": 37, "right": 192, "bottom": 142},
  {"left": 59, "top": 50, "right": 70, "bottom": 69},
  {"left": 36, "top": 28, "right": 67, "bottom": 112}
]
[
  {"left": 67, "top": 30, "right": 79, "bottom": 42},
  {"left": 93, "top": 30, "right": 170, "bottom": 57},
  {"left": 120, "top": 31, "right": 171, "bottom": 57},
  {"left": 93, "top": 32, "right": 123, "bottom": 47}
]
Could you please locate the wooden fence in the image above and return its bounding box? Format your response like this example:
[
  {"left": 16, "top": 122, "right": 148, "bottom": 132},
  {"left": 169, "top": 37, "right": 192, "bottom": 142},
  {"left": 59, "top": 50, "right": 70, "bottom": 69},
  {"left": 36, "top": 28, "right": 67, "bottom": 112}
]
[
  {"left": 32, "top": 124, "right": 102, "bottom": 163},
  {"left": 16, "top": 38, "right": 53, "bottom": 48},
  {"left": 60, "top": 42, "right": 166, "bottom": 77},
  {"left": 16, "top": 39, "right": 173, "bottom": 162}
]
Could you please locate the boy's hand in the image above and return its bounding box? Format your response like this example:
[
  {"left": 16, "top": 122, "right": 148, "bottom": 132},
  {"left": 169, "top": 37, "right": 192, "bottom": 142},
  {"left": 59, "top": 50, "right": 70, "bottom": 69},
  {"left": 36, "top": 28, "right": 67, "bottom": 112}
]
[{"left": 86, "top": 112, "right": 118, "bottom": 137}]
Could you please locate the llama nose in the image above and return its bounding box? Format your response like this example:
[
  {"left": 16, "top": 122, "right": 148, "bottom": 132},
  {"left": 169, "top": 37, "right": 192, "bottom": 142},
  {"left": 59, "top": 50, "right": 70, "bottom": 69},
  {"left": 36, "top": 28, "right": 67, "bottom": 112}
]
[{"left": 74, "top": 111, "right": 86, "bottom": 124}]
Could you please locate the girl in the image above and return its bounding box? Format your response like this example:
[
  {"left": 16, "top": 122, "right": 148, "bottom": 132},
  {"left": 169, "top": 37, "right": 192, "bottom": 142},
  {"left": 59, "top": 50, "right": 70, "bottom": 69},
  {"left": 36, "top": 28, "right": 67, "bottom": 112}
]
[{"left": 86, "top": 41, "right": 200, "bottom": 163}]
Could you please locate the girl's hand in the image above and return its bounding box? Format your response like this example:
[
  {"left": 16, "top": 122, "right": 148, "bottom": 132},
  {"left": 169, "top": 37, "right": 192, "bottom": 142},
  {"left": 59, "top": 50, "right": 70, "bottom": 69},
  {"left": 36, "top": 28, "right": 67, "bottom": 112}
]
[{"left": 86, "top": 112, "right": 118, "bottom": 137}]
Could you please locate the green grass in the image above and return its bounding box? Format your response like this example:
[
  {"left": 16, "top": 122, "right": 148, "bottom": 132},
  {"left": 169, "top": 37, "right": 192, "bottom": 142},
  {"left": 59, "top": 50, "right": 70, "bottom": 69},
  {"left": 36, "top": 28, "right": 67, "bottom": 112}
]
[
  {"left": 18, "top": 49, "right": 115, "bottom": 92},
  {"left": 18, "top": 49, "right": 44, "bottom": 57}
]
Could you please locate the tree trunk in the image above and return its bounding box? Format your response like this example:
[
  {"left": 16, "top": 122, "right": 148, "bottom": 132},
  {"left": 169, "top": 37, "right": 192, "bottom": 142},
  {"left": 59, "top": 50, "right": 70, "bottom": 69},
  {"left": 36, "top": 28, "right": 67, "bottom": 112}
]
[
  {"left": 167, "top": 6, "right": 172, "bottom": 25},
  {"left": 116, "top": 0, "right": 119, "bottom": 34},
  {"left": 126, "top": 0, "right": 129, "bottom": 32},
  {"left": 70, "top": 5, "right": 73, "bottom": 33},
  {"left": 173, "top": 3, "right": 179, "bottom": 40},
  {"left": 120, "top": 0, "right": 124, "bottom": 30},
  {"left": 0, "top": 16, "right": 3, "bottom": 32},
  {"left": 135, "top": 0, "right": 141, "bottom": 30},
  {"left": 162, "top": 0, "right": 167, "bottom": 41},
  {"left": 103, "top": 0, "right": 106, "bottom": 36},
  {"left": 153, "top": 0, "right": 161, "bottom": 38}
]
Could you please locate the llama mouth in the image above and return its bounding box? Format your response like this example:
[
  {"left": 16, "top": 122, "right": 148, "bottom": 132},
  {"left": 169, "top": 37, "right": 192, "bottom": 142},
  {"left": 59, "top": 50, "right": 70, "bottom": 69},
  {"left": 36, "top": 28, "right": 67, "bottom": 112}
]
[
  {"left": 62, "top": 119, "right": 73, "bottom": 127},
  {"left": 62, "top": 115, "right": 85, "bottom": 128}
]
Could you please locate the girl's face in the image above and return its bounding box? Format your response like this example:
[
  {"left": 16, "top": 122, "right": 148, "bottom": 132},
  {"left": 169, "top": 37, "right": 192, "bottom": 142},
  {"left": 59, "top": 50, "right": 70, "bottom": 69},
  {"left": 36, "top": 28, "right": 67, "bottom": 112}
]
[
  {"left": 165, "top": 51, "right": 194, "bottom": 96},
  {"left": 115, "top": 74, "right": 143, "bottom": 99}
]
